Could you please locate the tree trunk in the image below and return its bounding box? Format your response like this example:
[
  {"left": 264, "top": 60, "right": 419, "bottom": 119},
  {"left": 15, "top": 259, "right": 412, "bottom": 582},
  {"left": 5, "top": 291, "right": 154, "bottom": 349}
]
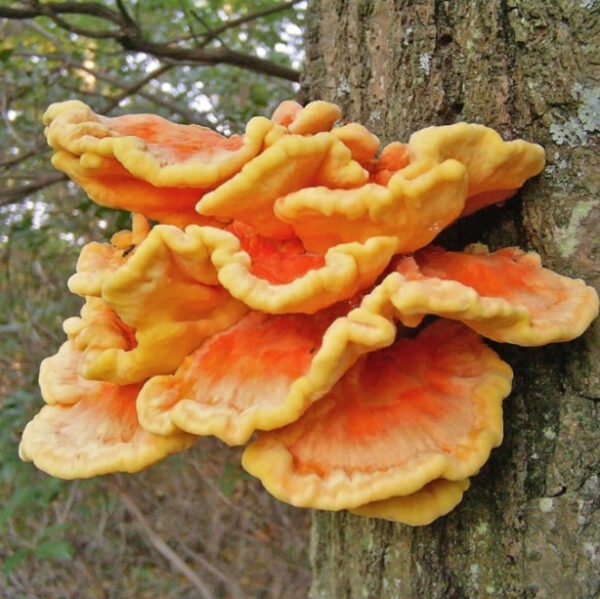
[{"left": 301, "top": 1, "right": 600, "bottom": 597}]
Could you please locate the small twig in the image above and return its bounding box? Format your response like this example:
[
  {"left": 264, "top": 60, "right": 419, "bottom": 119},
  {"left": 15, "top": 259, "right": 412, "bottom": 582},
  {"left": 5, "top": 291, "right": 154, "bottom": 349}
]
[
  {"left": 53, "top": 53, "right": 204, "bottom": 123},
  {"left": 177, "top": 0, "right": 206, "bottom": 47},
  {"left": 0, "top": 173, "right": 67, "bottom": 207},
  {"left": 178, "top": 541, "right": 245, "bottom": 599},
  {"left": 56, "top": 481, "right": 80, "bottom": 524},
  {"left": 209, "top": 0, "right": 302, "bottom": 39},
  {"left": 114, "top": 486, "right": 215, "bottom": 599},
  {"left": 178, "top": 0, "right": 302, "bottom": 48},
  {"left": 35, "top": 1, "right": 125, "bottom": 40},
  {"left": 23, "top": 19, "right": 61, "bottom": 44},
  {"left": 102, "top": 62, "right": 174, "bottom": 113},
  {"left": 189, "top": 9, "right": 230, "bottom": 49},
  {"left": 0, "top": 147, "right": 45, "bottom": 170}
]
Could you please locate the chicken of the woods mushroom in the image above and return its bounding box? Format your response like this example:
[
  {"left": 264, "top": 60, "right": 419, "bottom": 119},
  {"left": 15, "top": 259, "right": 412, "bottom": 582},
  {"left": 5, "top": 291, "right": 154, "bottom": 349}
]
[{"left": 20, "top": 99, "right": 598, "bottom": 526}]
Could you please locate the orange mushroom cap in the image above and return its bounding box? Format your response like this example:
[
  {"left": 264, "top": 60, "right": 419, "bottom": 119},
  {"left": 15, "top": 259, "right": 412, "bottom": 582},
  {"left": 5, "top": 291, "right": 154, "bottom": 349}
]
[
  {"left": 66, "top": 297, "right": 137, "bottom": 380},
  {"left": 50, "top": 151, "right": 215, "bottom": 227},
  {"left": 70, "top": 224, "right": 248, "bottom": 384},
  {"left": 242, "top": 319, "right": 512, "bottom": 510},
  {"left": 271, "top": 100, "right": 342, "bottom": 135},
  {"left": 68, "top": 214, "right": 150, "bottom": 297},
  {"left": 197, "top": 131, "right": 368, "bottom": 239},
  {"left": 350, "top": 478, "right": 471, "bottom": 526},
  {"left": 38, "top": 339, "right": 113, "bottom": 406},
  {"left": 21, "top": 340, "right": 194, "bottom": 479},
  {"left": 367, "top": 142, "right": 410, "bottom": 185},
  {"left": 271, "top": 100, "right": 303, "bottom": 128},
  {"left": 136, "top": 291, "right": 402, "bottom": 445},
  {"left": 406, "top": 123, "right": 545, "bottom": 214},
  {"left": 275, "top": 159, "right": 468, "bottom": 253},
  {"left": 391, "top": 244, "right": 600, "bottom": 345},
  {"left": 331, "top": 123, "right": 380, "bottom": 165},
  {"left": 209, "top": 223, "right": 398, "bottom": 313},
  {"left": 275, "top": 123, "right": 544, "bottom": 253},
  {"left": 226, "top": 221, "right": 326, "bottom": 284},
  {"left": 43, "top": 100, "right": 275, "bottom": 224}
]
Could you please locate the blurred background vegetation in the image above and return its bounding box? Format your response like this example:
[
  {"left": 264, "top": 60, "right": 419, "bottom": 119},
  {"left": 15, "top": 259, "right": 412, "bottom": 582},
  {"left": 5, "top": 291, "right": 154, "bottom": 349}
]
[{"left": 0, "top": 1, "right": 310, "bottom": 597}]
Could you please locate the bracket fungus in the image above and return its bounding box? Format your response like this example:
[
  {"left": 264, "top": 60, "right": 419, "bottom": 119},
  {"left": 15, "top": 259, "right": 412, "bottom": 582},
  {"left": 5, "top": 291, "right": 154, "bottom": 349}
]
[
  {"left": 22, "top": 338, "right": 194, "bottom": 479},
  {"left": 242, "top": 320, "right": 511, "bottom": 515},
  {"left": 20, "top": 99, "right": 598, "bottom": 526}
]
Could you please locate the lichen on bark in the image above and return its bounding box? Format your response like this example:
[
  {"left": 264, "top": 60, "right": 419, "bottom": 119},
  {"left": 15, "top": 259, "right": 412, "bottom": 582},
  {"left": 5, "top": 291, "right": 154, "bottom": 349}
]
[{"left": 302, "top": 1, "right": 600, "bottom": 597}]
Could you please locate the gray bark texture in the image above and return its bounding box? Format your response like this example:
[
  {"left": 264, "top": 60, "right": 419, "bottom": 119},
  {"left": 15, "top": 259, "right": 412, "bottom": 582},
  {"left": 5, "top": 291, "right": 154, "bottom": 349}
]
[{"left": 300, "top": 1, "right": 600, "bottom": 598}]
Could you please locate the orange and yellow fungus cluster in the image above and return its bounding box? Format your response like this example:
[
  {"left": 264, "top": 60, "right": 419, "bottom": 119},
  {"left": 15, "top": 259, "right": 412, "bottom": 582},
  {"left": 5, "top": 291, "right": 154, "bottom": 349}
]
[{"left": 21, "top": 100, "right": 598, "bottom": 526}]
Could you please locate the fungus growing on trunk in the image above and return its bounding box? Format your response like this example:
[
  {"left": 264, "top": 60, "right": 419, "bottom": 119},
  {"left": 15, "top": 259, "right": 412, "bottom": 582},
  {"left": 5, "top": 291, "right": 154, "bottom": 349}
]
[
  {"left": 196, "top": 131, "right": 368, "bottom": 239},
  {"left": 69, "top": 219, "right": 248, "bottom": 384},
  {"left": 242, "top": 320, "right": 512, "bottom": 512},
  {"left": 392, "top": 244, "right": 599, "bottom": 344},
  {"left": 43, "top": 100, "right": 275, "bottom": 225},
  {"left": 20, "top": 99, "right": 598, "bottom": 526},
  {"left": 21, "top": 339, "right": 194, "bottom": 479},
  {"left": 351, "top": 479, "right": 471, "bottom": 526}
]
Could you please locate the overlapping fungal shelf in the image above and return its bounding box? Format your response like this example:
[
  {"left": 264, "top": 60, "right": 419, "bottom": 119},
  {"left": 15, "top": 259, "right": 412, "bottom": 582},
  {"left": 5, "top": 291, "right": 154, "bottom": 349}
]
[{"left": 20, "top": 99, "right": 598, "bottom": 525}]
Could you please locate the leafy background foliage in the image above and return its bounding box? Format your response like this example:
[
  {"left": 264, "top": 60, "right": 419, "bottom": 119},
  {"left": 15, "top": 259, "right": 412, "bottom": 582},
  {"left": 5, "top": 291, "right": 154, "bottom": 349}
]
[{"left": 0, "top": 1, "right": 310, "bottom": 597}]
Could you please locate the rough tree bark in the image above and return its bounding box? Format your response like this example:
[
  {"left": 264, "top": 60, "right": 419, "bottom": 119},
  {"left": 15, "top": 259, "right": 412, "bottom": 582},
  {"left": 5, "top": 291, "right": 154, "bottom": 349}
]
[{"left": 300, "top": 1, "right": 600, "bottom": 598}]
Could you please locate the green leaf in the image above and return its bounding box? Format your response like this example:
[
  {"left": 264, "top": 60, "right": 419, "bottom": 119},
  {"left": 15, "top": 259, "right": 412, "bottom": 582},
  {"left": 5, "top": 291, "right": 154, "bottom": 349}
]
[
  {"left": 34, "top": 540, "right": 74, "bottom": 561},
  {"left": 0, "top": 48, "right": 13, "bottom": 63},
  {"left": 219, "top": 462, "right": 248, "bottom": 496},
  {"left": 39, "top": 522, "right": 73, "bottom": 539},
  {"left": 0, "top": 486, "right": 39, "bottom": 529},
  {"left": 3, "top": 550, "right": 29, "bottom": 576}
]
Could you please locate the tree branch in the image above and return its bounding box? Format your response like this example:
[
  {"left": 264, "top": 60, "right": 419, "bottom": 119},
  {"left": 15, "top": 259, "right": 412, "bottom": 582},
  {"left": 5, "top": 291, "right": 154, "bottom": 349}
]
[
  {"left": 13, "top": 49, "right": 205, "bottom": 122},
  {"left": 40, "top": 10, "right": 121, "bottom": 40},
  {"left": 1, "top": 1, "right": 124, "bottom": 24},
  {"left": 0, "top": 1, "right": 300, "bottom": 81},
  {"left": 0, "top": 148, "right": 42, "bottom": 170},
  {"left": 175, "top": 0, "right": 302, "bottom": 47},
  {"left": 101, "top": 62, "right": 174, "bottom": 114},
  {"left": 114, "top": 0, "right": 136, "bottom": 28},
  {"left": 75, "top": 61, "right": 207, "bottom": 123},
  {"left": 18, "top": 22, "right": 208, "bottom": 123},
  {"left": 114, "top": 485, "right": 216, "bottom": 599},
  {"left": 0, "top": 173, "right": 67, "bottom": 207},
  {"left": 131, "top": 41, "right": 299, "bottom": 80},
  {"left": 209, "top": 0, "right": 302, "bottom": 38}
]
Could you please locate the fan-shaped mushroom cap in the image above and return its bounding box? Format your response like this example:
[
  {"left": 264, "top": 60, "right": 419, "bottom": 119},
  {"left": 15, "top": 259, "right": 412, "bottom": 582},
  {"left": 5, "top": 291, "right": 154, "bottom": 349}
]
[
  {"left": 69, "top": 214, "right": 150, "bottom": 297},
  {"left": 197, "top": 132, "right": 368, "bottom": 239},
  {"left": 331, "top": 123, "right": 380, "bottom": 165},
  {"left": 368, "top": 142, "right": 410, "bottom": 185},
  {"left": 43, "top": 100, "right": 275, "bottom": 224},
  {"left": 21, "top": 341, "right": 194, "bottom": 479},
  {"left": 242, "top": 319, "right": 511, "bottom": 510},
  {"left": 406, "top": 123, "right": 545, "bottom": 213},
  {"left": 19, "top": 399, "right": 194, "bottom": 479},
  {"left": 272, "top": 104, "right": 401, "bottom": 181},
  {"left": 71, "top": 225, "right": 248, "bottom": 384},
  {"left": 39, "top": 339, "right": 110, "bottom": 406},
  {"left": 391, "top": 244, "right": 600, "bottom": 345},
  {"left": 271, "top": 100, "right": 342, "bottom": 134},
  {"left": 65, "top": 298, "right": 136, "bottom": 381},
  {"left": 275, "top": 123, "right": 544, "bottom": 253},
  {"left": 50, "top": 151, "right": 216, "bottom": 226},
  {"left": 275, "top": 160, "right": 468, "bottom": 253},
  {"left": 137, "top": 293, "right": 400, "bottom": 445},
  {"left": 271, "top": 100, "right": 303, "bottom": 127},
  {"left": 351, "top": 478, "right": 471, "bottom": 526},
  {"left": 209, "top": 224, "right": 398, "bottom": 313}
]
